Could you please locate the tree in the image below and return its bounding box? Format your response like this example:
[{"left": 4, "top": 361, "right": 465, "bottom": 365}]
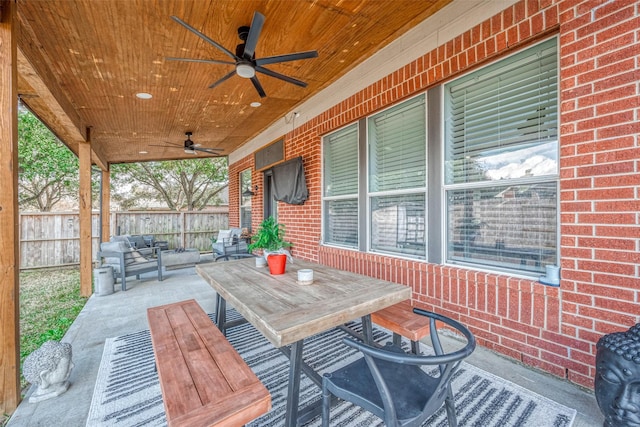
[
  {"left": 18, "top": 110, "right": 79, "bottom": 211},
  {"left": 110, "top": 158, "right": 228, "bottom": 211}
]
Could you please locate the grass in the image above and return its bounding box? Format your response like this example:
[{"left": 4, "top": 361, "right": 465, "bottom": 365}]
[
  {"left": 19, "top": 267, "right": 87, "bottom": 382},
  {"left": 0, "top": 267, "right": 87, "bottom": 427},
  {"left": 0, "top": 268, "right": 87, "bottom": 426}
]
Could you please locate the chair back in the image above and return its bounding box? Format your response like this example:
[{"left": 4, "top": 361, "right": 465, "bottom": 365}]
[{"left": 342, "top": 309, "right": 475, "bottom": 426}]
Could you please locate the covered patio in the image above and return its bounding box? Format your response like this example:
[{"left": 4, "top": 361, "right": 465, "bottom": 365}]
[
  {"left": 6, "top": 264, "right": 602, "bottom": 426},
  {"left": 1, "top": 0, "right": 639, "bottom": 424}
]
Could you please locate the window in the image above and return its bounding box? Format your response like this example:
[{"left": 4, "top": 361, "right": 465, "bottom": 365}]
[
  {"left": 239, "top": 169, "right": 252, "bottom": 230},
  {"left": 322, "top": 124, "right": 359, "bottom": 247},
  {"left": 444, "top": 38, "right": 558, "bottom": 274},
  {"left": 368, "top": 95, "right": 426, "bottom": 258}
]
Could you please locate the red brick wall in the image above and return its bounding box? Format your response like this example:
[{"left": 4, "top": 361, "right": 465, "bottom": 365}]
[
  {"left": 230, "top": 0, "right": 640, "bottom": 389},
  {"left": 558, "top": 0, "right": 640, "bottom": 387}
]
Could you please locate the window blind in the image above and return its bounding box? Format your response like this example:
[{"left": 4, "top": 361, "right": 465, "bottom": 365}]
[
  {"left": 444, "top": 38, "right": 558, "bottom": 275},
  {"left": 445, "top": 38, "right": 558, "bottom": 184},
  {"left": 369, "top": 95, "right": 426, "bottom": 192},
  {"left": 323, "top": 123, "right": 359, "bottom": 248},
  {"left": 324, "top": 124, "right": 358, "bottom": 197}
]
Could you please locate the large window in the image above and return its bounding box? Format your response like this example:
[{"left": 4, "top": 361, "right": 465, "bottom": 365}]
[
  {"left": 320, "top": 39, "right": 557, "bottom": 276},
  {"left": 368, "top": 96, "right": 426, "bottom": 258},
  {"left": 444, "top": 38, "right": 558, "bottom": 274},
  {"left": 322, "top": 124, "right": 359, "bottom": 247},
  {"left": 239, "top": 169, "right": 252, "bottom": 230}
]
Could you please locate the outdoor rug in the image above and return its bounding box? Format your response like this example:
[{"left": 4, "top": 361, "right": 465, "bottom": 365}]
[{"left": 86, "top": 311, "right": 577, "bottom": 427}]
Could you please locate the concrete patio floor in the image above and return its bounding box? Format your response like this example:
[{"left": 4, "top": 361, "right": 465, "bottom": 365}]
[{"left": 7, "top": 256, "right": 604, "bottom": 427}]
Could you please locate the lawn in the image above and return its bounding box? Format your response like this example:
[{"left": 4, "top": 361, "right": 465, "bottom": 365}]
[
  {"left": 20, "top": 266, "right": 87, "bottom": 377},
  {"left": 20, "top": 266, "right": 87, "bottom": 361},
  {"left": 0, "top": 267, "right": 87, "bottom": 426}
]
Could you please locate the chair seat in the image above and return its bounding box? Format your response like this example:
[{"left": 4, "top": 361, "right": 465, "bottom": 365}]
[
  {"left": 325, "top": 344, "right": 439, "bottom": 423},
  {"left": 322, "top": 309, "right": 476, "bottom": 427}
]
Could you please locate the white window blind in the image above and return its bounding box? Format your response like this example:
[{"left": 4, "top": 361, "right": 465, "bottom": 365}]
[
  {"left": 444, "top": 38, "right": 558, "bottom": 275},
  {"left": 368, "top": 95, "right": 427, "bottom": 258},
  {"left": 369, "top": 96, "right": 426, "bottom": 192},
  {"left": 323, "top": 124, "right": 359, "bottom": 247},
  {"left": 239, "top": 169, "right": 252, "bottom": 230},
  {"left": 324, "top": 125, "right": 358, "bottom": 197},
  {"left": 445, "top": 38, "right": 558, "bottom": 184}
]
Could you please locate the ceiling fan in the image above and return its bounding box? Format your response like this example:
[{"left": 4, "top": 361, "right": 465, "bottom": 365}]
[
  {"left": 166, "top": 11, "right": 318, "bottom": 98},
  {"left": 151, "top": 132, "right": 223, "bottom": 155}
]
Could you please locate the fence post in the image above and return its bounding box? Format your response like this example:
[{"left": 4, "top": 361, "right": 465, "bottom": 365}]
[{"left": 180, "top": 211, "right": 185, "bottom": 248}]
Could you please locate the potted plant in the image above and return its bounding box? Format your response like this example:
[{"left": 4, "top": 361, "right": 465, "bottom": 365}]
[{"left": 248, "top": 216, "right": 292, "bottom": 274}]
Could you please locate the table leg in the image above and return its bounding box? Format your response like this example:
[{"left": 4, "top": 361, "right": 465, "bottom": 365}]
[
  {"left": 215, "top": 294, "right": 227, "bottom": 336},
  {"left": 361, "top": 314, "right": 373, "bottom": 345},
  {"left": 284, "top": 340, "right": 304, "bottom": 427}
]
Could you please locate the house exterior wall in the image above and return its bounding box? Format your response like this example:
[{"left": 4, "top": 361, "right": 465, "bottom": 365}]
[{"left": 228, "top": 0, "right": 640, "bottom": 389}]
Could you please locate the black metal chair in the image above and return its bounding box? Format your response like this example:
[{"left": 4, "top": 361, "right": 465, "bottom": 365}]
[{"left": 321, "top": 308, "right": 476, "bottom": 427}]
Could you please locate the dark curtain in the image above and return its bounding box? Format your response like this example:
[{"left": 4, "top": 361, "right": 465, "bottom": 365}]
[{"left": 272, "top": 156, "right": 308, "bottom": 205}]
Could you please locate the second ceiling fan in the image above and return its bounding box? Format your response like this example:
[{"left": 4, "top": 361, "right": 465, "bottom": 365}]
[
  {"left": 151, "top": 132, "right": 223, "bottom": 155},
  {"left": 167, "top": 11, "right": 318, "bottom": 98}
]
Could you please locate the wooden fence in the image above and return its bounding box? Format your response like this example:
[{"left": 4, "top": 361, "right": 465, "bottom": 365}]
[{"left": 19, "top": 209, "right": 229, "bottom": 270}]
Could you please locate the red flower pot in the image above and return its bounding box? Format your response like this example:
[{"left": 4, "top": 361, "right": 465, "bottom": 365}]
[{"left": 267, "top": 253, "right": 287, "bottom": 275}]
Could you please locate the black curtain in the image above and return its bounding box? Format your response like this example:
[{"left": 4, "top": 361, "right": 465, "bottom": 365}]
[{"left": 272, "top": 156, "right": 308, "bottom": 205}]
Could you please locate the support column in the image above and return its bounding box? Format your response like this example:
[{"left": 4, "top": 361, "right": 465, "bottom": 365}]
[
  {"left": 79, "top": 128, "right": 92, "bottom": 297},
  {"left": 101, "top": 169, "right": 110, "bottom": 242},
  {"left": 0, "top": 0, "right": 21, "bottom": 413}
]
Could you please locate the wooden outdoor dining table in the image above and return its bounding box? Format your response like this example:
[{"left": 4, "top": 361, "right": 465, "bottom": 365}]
[{"left": 196, "top": 257, "right": 411, "bottom": 427}]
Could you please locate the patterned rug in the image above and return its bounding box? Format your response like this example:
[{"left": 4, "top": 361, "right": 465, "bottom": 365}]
[{"left": 86, "top": 312, "right": 576, "bottom": 427}]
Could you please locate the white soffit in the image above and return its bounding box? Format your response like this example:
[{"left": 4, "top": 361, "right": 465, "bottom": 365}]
[{"left": 230, "top": 0, "right": 519, "bottom": 164}]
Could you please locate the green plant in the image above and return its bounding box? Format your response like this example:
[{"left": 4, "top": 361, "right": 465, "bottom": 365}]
[{"left": 248, "top": 216, "right": 292, "bottom": 253}]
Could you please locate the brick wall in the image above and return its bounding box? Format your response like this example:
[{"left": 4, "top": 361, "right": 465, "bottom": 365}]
[
  {"left": 558, "top": 0, "right": 640, "bottom": 387},
  {"left": 229, "top": 0, "right": 640, "bottom": 389}
]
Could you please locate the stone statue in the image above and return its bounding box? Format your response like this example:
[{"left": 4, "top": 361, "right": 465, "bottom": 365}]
[
  {"left": 595, "top": 323, "right": 640, "bottom": 427},
  {"left": 23, "top": 341, "right": 74, "bottom": 403}
]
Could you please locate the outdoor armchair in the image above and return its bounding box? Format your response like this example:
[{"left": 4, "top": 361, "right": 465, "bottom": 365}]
[
  {"left": 212, "top": 228, "right": 249, "bottom": 261},
  {"left": 98, "top": 241, "right": 163, "bottom": 291},
  {"left": 321, "top": 308, "right": 476, "bottom": 427}
]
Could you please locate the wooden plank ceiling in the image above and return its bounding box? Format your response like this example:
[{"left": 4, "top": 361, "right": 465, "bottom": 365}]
[{"left": 15, "top": 0, "right": 451, "bottom": 166}]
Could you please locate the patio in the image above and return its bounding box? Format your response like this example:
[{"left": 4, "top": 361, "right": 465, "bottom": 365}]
[{"left": 7, "top": 258, "right": 603, "bottom": 427}]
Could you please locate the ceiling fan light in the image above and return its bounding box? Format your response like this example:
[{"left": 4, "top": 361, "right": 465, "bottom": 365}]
[{"left": 236, "top": 62, "right": 255, "bottom": 78}]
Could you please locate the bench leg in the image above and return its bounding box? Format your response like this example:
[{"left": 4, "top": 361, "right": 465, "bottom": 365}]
[
  {"left": 392, "top": 333, "right": 421, "bottom": 354},
  {"left": 392, "top": 332, "right": 402, "bottom": 347}
]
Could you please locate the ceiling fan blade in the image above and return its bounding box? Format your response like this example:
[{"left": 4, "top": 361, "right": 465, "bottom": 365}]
[
  {"left": 192, "top": 144, "right": 223, "bottom": 151},
  {"left": 243, "top": 11, "right": 265, "bottom": 60},
  {"left": 255, "top": 66, "right": 308, "bottom": 88},
  {"left": 256, "top": 50, "right": 318, "bottom": 66},
  {"left": 194, "top": 147, "right": 224, "bottom": 155},
  {"left": 150, "top": 142, "right": 182, "bottom": 148},
  {"left": 250, "top": 76, "right": 267, "bottom": 98},
  {"left": 170, "top": 16, "right": 239, "bottom": 61},
  {"left": 165, "top": 57, "right": 236, "bottom": 66},
  {"left": 208, "top": 70, "right": 237, "bottom": 89}
]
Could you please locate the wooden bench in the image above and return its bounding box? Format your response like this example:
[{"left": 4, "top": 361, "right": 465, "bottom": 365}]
[
  {"left": 371, "top": 299, "right": 431, "bottom": 354},
  {"left": 147, "top": 299, "right": 271, "bottom": 427}
]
